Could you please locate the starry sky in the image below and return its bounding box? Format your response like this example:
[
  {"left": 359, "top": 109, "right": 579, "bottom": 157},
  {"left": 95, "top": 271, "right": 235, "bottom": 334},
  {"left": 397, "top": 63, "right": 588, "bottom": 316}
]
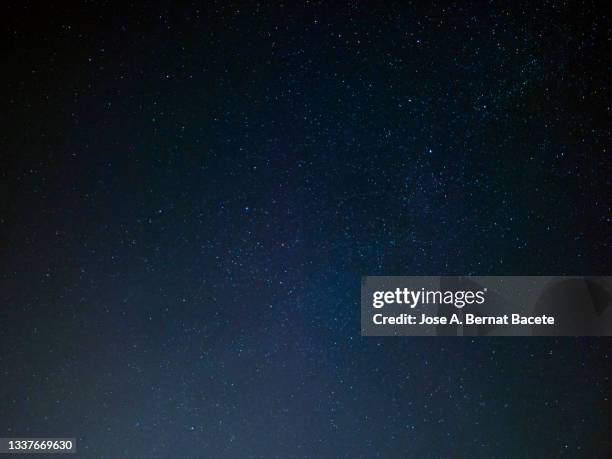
[{"left": 1, "top": 1, "right": 611, "bottom": 458}]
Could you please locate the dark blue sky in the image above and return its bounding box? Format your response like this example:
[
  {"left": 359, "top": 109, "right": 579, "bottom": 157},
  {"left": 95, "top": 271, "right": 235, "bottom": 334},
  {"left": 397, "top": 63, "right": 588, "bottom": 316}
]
[{"left": 2, "top": 2, "right": 611, "bottom": 457}]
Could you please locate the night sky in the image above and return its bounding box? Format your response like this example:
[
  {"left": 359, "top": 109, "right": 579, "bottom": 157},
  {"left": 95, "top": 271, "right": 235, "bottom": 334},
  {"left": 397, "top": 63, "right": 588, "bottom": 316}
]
[{"left": 2, "top": 2, "right": 611, "bottom": 458}]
